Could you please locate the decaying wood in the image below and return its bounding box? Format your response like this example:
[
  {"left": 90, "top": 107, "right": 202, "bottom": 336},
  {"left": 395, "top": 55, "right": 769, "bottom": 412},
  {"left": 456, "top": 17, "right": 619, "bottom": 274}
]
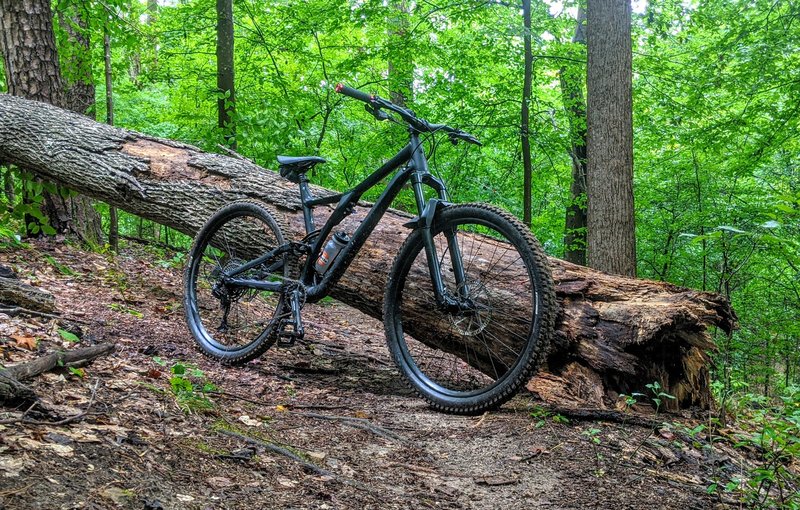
[
  {"left": 0, "top": 95, "right": 737, "bottom": 410},
  {"left": 0, "top": 343, "right": 115, "bottom": 405},
  {"left": 0, "top": 276, "right": 56, "bottom": 312}
]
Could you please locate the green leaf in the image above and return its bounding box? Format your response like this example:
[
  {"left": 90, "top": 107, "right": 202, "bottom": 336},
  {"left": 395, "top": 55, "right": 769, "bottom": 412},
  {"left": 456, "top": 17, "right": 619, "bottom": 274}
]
[{"left": 58, "top": 329, "right": 80, "bottom": 343}]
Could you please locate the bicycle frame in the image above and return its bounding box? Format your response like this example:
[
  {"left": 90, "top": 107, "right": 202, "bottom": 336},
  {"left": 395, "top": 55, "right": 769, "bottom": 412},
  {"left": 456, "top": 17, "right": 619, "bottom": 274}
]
[{"left": 225, "top": 130, "right": 467, "bottom": 306}]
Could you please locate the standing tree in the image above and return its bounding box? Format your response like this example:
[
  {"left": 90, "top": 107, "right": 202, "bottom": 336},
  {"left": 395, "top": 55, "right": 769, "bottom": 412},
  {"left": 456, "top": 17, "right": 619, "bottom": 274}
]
[
  {"left": 559, "top": 7, "right": 588, "bottom": 266},
  {"left": 104, "top": 24, "right": 118, "bottom": 252},
  {"left": 0, "top": 0, "right": 103, "bottom": 244},
  {"left": 521, "top": 0, "right": 534, "bottom": 228},
  {"left": 585, "top": 0, "right": 636, "bottom": 276},
  {"left": 216, "top": 0, "right": 236, "bottom": 148},
  {"left": 387, "top": 1, "right": 412, "bottom": 107}
]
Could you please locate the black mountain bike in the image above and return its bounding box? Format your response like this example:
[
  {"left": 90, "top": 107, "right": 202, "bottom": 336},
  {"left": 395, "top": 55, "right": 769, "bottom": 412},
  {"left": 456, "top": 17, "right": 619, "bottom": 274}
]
[{"left": 183, "top": 84, "right": 556, "bottom": 414}]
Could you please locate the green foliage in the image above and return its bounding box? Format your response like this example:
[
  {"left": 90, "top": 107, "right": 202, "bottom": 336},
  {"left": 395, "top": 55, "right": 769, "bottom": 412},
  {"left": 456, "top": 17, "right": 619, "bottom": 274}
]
[
  {"left": 153, "top": 357, "right": 216, "bottom": 413},
  {"left": 714, "top": 389, "right": 800, "bottom": 508}
]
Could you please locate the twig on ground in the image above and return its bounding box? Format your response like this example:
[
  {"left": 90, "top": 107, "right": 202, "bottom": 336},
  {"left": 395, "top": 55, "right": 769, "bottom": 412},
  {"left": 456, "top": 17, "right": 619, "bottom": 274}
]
[
  {"left": 0, "top": 379, "right": 100, "bottom": 425},
  {"left": 292, "top": 411, "right": 404, "bottom": 443},
  {"left": 217, "top": 429, "right": 333, "bottom": 477},
  {"left": 0, "top": 400, "right": 39, "bottom": 425},
  {"left": 23, "top": 379, "right": 101, "bottom": 426},
  {"left": 545, "top": 406, "right": 665, "bottom": 429},
  {"left": 0, "top": 305, "right": 89, "bottom": 325}
]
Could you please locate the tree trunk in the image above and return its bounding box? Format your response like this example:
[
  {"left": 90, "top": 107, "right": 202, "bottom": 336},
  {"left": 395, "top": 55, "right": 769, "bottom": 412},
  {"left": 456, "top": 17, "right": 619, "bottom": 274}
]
[
  {"left": 586, "top": 0, "right": 636, "bottom": 276},
  {"left": 521, "top": 0, "right": 533, "bottom": 228},
  {"left": 0, "top": 95, "right": 736, "bottom": 410},
  {"left": 387, "top": 1, "right": 412, "bottom": 107},
  {"left": 0, "top": 0, "right": 103, "bottom": 244},
  {"left": 57, "top": 1, "right": 95, "bottom": 117},
  {"left": 559, "top": 7, "right": 588, "bottom": 266},
  {"left": 104, "top": 28, "right": 118, "bottom": 252},
  {"left": 216, "top": 0, "right": 236, "bottom": 149}
]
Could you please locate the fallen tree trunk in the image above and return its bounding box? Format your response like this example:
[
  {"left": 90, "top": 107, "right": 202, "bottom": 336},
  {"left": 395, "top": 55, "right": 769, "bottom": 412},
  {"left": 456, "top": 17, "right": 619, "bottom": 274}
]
[
  {"left": 0, "top": 95, "right": 736, "bottom": 410},
  {"left": 0, "top": 343, "right": 115, "bottom": 405},
  {"left": 0, "top": 276, "right": 57, "bottom": 313}
]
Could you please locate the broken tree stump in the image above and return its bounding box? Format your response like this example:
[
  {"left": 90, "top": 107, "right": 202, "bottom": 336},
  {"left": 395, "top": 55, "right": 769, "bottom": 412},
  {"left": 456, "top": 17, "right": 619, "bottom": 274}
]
[{"left": 0, "top": 94, "right": 737, "bottom": 410}]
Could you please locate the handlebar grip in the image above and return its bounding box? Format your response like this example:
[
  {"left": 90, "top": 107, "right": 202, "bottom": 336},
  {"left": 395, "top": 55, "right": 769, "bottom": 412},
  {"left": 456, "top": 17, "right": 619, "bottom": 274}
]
[{"left": 335, "top": 83, "right": 374, "bottom": 103}]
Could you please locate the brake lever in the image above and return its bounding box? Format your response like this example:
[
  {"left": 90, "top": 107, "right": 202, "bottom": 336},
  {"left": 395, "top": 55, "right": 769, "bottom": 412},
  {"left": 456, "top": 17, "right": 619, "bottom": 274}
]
[
  {"left": 448, "top": 132, "right": 483, "bottom": 146},
  {"left": 364, "top": 103, "right": 390, "bottom": 121}
]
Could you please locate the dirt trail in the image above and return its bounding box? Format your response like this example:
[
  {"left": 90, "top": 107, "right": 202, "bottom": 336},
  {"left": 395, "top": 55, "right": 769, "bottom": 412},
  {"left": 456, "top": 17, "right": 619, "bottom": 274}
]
[{"left": 0, "top": 240, "right": 742, "bottom": 509}]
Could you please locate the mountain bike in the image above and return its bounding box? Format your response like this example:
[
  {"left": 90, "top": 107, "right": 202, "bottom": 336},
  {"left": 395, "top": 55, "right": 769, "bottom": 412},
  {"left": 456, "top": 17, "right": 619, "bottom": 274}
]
[{"left": 183, "top": 84, "right": 556, "bottom": 414}]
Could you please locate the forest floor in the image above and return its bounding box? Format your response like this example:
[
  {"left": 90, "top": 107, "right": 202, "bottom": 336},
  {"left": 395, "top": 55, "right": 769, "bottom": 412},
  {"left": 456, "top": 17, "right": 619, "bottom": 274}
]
[{"left": 0, "top": 239, "right": 782, "bottom": 509}]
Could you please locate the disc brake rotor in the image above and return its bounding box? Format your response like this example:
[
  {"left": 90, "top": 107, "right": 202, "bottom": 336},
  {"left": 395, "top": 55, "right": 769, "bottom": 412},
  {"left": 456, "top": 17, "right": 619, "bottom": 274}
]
[{"left": 449, "top": 279, "right": 492, "bottom": 336}]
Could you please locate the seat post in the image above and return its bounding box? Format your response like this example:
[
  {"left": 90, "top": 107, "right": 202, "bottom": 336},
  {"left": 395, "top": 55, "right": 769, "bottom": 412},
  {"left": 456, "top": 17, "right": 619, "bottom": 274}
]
[{"left": 298, "top": 174, "right": 316, "bottom": 234}]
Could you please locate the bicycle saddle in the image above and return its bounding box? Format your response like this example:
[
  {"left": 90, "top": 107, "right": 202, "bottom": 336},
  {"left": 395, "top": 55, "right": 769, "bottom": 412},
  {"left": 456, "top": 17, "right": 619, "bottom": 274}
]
[{"left": 277, "top": 155, "right": 326, "bottom": 183}]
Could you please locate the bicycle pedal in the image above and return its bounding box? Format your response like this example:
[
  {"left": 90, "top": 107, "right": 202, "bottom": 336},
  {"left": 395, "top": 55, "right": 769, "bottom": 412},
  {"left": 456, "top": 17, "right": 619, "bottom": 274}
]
[{"left": 277, "top": 335, "right": 297, "bottom": 347}]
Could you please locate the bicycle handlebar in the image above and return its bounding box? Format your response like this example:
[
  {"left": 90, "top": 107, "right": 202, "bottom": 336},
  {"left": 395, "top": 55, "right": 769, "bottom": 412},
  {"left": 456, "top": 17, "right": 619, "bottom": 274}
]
[
  {"left": 334, "top": 82, "right": 481, "bottom": 146},
  {"left": 334, "top": 83, "right": 374, "bottom": 104}
]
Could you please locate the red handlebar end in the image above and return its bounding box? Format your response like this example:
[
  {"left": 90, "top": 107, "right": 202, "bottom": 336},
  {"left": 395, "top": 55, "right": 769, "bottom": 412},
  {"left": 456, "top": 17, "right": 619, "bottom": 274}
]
[{"left": 335, "top": 83, "right": 344, "bottom": 93}]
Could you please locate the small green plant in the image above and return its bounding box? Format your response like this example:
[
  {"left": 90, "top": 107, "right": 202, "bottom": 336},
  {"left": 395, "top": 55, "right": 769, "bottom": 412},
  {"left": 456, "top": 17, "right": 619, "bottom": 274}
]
[
  {"left": 109, "top": 303, "right": 143, "bottom": 318},
  {"left": 44, "top": 254, "right": 78, "bottom": 276},
  {"left": 68, "top": 366, "right": 85, "bottom": 378},
  {"left": 624, "top": 381, "right": 676, "bottom": 414},
  {"left": 0, "top": 216, "right": 25, "bottom": 248},
  {"left": 730, "top": 388, "right": 800, "bottom": 508},
  {"left": 645, "top": 381, "right": 676, "bottom": 413},
  {"left": 156, "top": 252, "right": 186, "bottom": 269},
  {"left": 582, "top": 427, "right": 602, "bottom": 445},
  {"left": 154, "top": 357, "right": 216, "bottom": 413},
  {"left": 528, "top": 405, "right": 569, "bottom": 428}
]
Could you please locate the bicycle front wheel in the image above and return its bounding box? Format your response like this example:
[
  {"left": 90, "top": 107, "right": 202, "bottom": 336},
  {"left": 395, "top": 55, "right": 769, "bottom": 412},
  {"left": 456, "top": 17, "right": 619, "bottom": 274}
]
[
  {"left": 184, "top": 202, "right": 288, "bottom": 364},
  {"left": 383, "top": 203, "right": 556, "bottom": 414}
]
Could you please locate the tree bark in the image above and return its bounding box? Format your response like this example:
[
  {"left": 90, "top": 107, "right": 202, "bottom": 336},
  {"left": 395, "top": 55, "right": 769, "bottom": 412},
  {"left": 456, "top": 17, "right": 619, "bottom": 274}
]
[
  {"left": 104, "top": 28, "right": 119, "bottom": 252},
  {"left": 0, "top": 276, "right": 56, "bottom": 313},
  {"left": 586, "top": 0, "right": 636, "bottom": 276},
  {"left": 0, "top": 95, "right": 736, "bottom": 410},
  {"left": 56, "top": 1, "right": 95, "bottom": 117},
  {"left": 387, "top": 0, "right": 412, "bottom": 107}
]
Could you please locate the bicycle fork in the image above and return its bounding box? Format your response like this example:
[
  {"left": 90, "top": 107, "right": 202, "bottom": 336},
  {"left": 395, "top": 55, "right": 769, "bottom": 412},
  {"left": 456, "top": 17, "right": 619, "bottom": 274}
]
[{"left": 409, "top": 171, "right": 469, "bottom": 309}]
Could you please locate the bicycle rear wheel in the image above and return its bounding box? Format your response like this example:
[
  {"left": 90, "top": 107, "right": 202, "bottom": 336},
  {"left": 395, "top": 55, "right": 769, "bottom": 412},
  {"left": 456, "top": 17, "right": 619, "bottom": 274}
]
[
  {"left": 383, "top": 203, "right": 555, "bottom": 414},
  {"left": 183, "top": 202, "right": 288, "bottom": 364}
]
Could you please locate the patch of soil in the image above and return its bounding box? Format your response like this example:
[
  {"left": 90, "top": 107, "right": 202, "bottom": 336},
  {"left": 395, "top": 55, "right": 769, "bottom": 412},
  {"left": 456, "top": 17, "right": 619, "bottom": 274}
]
[{"left": 0, "top": 239, "right": 757, "bottom": 509}]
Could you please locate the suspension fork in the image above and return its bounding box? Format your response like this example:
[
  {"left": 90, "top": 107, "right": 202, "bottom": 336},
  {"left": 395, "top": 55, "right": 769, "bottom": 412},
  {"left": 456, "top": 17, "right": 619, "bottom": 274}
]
[{"left": 410, "top": 172, "right": 468, "bottom": 307}]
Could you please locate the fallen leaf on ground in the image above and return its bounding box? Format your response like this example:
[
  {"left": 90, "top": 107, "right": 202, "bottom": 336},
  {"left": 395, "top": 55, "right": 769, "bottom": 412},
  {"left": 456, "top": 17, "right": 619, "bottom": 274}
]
[
  {"left": 238, "top": 415, "right": 261, "bottom": 427},
  {"left": 11, "top": 335, "right": 37, "bottom": 350},
  {"left": 206, "top": 476, "right": 234, "bottom": 489}
]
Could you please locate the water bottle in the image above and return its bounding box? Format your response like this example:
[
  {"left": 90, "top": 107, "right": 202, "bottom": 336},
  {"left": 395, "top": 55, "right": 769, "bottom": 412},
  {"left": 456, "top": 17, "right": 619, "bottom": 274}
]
[{"left": 315, "top": 232, "right": 350, "bottom": 275}]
